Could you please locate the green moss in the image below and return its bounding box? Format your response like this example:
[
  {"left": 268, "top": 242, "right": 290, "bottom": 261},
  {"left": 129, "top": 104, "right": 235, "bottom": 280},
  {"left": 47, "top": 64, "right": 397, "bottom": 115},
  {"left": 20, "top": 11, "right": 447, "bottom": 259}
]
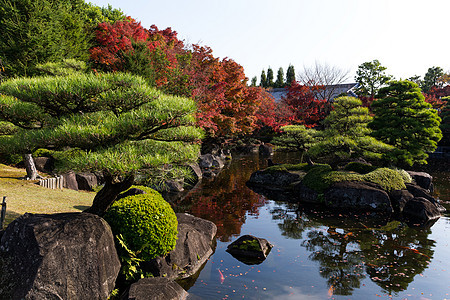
[
  {"left": 362, "top": 168, "right": 406, "bottom": 192},
  {"left": 301, "top": 165, "right": 406, "bottom": 193},
  {"left": 233, "top": 239, "right": 261, "bottom": 251},
  {"left": 104, "top": 191, "right": 178, "bottom": 260}
]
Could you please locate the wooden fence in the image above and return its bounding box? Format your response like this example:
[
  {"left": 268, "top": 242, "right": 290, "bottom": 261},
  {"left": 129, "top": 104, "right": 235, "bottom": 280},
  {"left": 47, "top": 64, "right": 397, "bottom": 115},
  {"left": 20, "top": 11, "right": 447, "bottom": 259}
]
[{"left": 39, "top": 176, "right": 64, "bottom": 189}]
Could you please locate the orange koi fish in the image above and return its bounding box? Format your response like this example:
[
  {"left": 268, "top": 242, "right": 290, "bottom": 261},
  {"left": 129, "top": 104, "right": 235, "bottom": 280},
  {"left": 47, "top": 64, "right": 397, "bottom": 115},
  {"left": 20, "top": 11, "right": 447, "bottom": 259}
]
[{"left": 218, "top": 269, "right": 225, "bottom": 284}]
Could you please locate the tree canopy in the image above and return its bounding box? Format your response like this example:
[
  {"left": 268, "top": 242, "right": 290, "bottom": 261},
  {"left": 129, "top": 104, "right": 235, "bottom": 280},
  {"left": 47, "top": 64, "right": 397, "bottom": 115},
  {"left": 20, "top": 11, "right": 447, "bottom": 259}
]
[
  {"left": 0, "top": 0, "right": 124, "bottom": 77},
  {"left": 0, "top": 72, "right": 202, "bottom": 214},
  {"left": 355, "top": 60, "right": 392, "bottom": 99},
  {"left": 308, "top": 96, "right": 393, "bottom": 164},
  {"left": 369, "top": 80, "right": 442, "bottom": 166}
]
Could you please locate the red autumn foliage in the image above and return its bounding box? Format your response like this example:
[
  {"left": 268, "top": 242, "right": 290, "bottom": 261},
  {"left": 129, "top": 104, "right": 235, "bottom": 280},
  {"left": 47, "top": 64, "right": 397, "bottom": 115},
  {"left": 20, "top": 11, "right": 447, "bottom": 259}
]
[
  {"left": 89, "top": 19, "right": 279, "bottom": 136},
  {"left": 423, "top": 92, "right": 447, "bottom": 113},
  {"left": 281, "top": 81, "right": 330, "bottom": 127},
  {"left": 89, "top": 17, "right": 148, "bottom": 71}
]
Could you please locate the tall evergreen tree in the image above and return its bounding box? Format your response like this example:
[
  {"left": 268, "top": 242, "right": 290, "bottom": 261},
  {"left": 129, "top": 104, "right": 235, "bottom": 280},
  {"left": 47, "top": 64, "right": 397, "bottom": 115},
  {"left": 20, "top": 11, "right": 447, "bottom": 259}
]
[
  {"left": 421, "top": 66, "right": 444, "bottom": 93},
  {"left": 0, "top": 0, "right": 124, "bottom": 77},
  {"left": 266, "top": 67, "right": 274, "bottom": 88},
  {"left": 275, "top": 67, "right": 285, "bottom": 88},
  {"left": 250, "top": 76, "right": 257, "bottom": 87},
  {"left": 369, "top": 80, "right": 442, "bottom": 166},
  {"left": 355, "top": 60, "right": 392, "bottom": 98},
  {"left": 260, "top": 70, "right": 267, "bottom": 88},
  {"left": 286, "top": 65, "right": 296, "bottom": 86}
]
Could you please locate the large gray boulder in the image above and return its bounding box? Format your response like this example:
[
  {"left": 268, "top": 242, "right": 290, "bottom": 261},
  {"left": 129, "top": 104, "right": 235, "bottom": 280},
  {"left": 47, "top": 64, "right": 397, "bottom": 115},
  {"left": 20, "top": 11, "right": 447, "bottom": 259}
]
[
  {"left": 61, "top": 170, "right": 78, "bottom": 190},
  {"left": 198, "top": 153, "right": 224, "bottom": 169},
  {"left": 34, "top": 156, "right": 54, "bottom": 174},
  {"left": 292, "top": 182, "right": 321, "bottom": 204},
  {"left": 324, "top": 181, "right": 393, "bottom": 213},
  {"left": 0, "top": 212, "right": 120, "bottom": 300},
  {"left": 76, "top": 172, "right": 98, "bottom": 191},
  {"left": 248, "top": 169, "right": 303, "bottom": 190},
  {"left": 406, "top": 171, "right": 433, "bottom": 192},
  {"left": 403, "top": 197, "right": 441, "bottom": 224},
  {"left": 389, "top": 189, "right": 414, "bottom": 214},
  {"left": 127, "top": 277, "right": 188, "bottom": 300},
  {"left": 142, "top": 213, "right": 217, "bottom": 280}
]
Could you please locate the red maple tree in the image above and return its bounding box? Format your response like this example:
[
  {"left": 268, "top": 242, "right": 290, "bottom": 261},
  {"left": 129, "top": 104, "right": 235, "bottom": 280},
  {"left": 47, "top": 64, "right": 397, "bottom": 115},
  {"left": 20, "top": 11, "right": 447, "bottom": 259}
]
[{"left": 281, "top": 81, "right": 330, "bottom": 127}]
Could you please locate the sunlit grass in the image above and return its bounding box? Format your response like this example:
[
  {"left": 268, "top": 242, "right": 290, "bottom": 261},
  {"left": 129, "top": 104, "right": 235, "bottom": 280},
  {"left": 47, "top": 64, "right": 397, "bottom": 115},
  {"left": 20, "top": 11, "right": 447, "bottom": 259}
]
[{"left": 0, "top": 164, "right": 95, "bottom": 226}]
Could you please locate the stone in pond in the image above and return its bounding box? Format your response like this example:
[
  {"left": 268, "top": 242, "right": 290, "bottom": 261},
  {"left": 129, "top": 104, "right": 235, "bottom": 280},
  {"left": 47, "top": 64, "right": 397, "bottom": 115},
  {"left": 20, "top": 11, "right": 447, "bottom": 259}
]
[{"left": 226, "top": 235, "right": 273, "bottom": 265}]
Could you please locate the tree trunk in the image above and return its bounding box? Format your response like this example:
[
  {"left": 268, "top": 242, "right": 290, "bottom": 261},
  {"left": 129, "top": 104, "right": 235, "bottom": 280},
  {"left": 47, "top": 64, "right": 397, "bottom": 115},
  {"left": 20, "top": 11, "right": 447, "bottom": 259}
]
[
  {"left": 305, "top": 154, "right": 315, "bottom": 166},
  {"left": 84, "top": 173, "right": 134, "bottom": 217},
  {"left": 24, "top": 153, "right": 38, "bottom": 180}
]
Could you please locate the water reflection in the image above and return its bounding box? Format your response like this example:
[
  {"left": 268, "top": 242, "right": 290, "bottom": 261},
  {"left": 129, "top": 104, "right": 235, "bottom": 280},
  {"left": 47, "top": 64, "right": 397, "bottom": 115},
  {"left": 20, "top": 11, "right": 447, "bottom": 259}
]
[
  {"left": 273, "top": 205, "right": 437, "bottom": 296},
  {"left": 172, "top": 155, "right": 270, "bottom": 242}
]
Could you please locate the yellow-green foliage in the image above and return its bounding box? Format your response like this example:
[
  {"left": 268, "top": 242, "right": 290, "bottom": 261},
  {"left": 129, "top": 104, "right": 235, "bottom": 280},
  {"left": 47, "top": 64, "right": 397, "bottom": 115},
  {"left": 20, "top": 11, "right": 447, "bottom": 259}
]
[
  {"left": 302, "top": 165, "right": 406, "bottom": 193},
  {"left": 362, "top": 168, "right": 406, "bottom": 191},
  {"left": 343, "top": 162, "right": 377, "bottom": 174},
  {"left": 104, "top": 191, "right": 178, "bottom": 261}
]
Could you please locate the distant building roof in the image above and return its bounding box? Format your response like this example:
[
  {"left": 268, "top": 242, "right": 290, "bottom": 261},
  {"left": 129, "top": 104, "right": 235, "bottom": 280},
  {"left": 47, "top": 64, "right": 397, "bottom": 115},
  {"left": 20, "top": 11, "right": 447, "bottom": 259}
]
[{"left": 268, "top": 83, "right": 359, "bottom": 102}]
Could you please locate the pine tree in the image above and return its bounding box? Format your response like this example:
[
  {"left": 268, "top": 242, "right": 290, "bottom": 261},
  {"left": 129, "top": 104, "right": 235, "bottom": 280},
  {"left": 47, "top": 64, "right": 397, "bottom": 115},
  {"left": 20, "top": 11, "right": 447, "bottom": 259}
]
[
  {"left": 0, "top": 72, "right": 202, "bottom": 215},
  {"left": 266, "top": 67, "right": 274, "bottom": 88},
  {"left": 308, "top": 96, "right": 392, "bottom": 164},
  {"left": 370, "top": 80, "right": 442, "bottom": 166},
  {"left": 286, "top": 65, "right": 296, "bottom": 86},
  {"left": 275, "top": 67, "right": 285, "bottom": 88},
  {"left": 260, "top": 70, "right": 267, "bottom": 88}
]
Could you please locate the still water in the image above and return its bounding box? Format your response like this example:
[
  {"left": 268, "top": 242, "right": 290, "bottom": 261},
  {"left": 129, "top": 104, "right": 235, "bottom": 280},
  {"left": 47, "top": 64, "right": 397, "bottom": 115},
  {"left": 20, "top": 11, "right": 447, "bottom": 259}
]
[{"left": 172, "top": 152, "right": 450, "bottom": 300}]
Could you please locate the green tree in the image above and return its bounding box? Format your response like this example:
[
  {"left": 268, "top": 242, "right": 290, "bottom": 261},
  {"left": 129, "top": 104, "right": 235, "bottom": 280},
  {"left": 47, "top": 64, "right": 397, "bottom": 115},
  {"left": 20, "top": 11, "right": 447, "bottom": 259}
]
[
  {"left": 266, "top": 67, "right": 274, "bottom": 88},
  {"left": 369, "top": 80, "right": 442, "bottom": 166},
  {"left": 275, "top": 67, "right": 285, "bottom": 88},
  {"left": 0, "top": 0, "right": 124, "bottom": 77},
  {"left": 272, "top": 125, "right": 317, "bottom": 163},
  {"left": 308, "top": 96, "right": 393, "bottom": 165},
  {"left": 421, "top": 66, "right": 444, "bottom": 93},
  {"left": 286, "top": 65, "right": 296, "bottom": 86},
  {"left": 355, "top": 60, "right": 392, "bottom": 98},
  {"left": 0, "top": 72, "right": 202, "bottom": 215},
  {"left": 260, "top": 70, "right": 267, "bottom": 88},
  {"left": 250, "top": 76, "right": 257, "bottom": 87}
]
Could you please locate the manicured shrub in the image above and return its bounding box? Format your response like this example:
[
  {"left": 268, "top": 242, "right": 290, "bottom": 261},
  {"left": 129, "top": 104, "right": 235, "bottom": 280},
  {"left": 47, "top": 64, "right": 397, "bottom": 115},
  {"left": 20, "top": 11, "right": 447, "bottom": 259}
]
[
  {"left": 343, "top": 162, "right": 377, "bottom": 174},
  {"left": 104, "top": 190, "right": 178, "bottom": 260},
  {"left": 301, "top": 164, "right": 333, "bottom": 192}
]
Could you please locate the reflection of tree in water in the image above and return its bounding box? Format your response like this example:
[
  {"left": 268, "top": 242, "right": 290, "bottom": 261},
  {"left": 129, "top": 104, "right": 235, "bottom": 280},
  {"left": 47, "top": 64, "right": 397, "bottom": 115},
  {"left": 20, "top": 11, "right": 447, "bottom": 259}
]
[
  {"left": 359, "top": 223, "right": 435, "bottom": 295},
  {"left": 273, "top": 207, "right": 436, "bottom": 296},
  {"left": 172, "top": 155, "right": 268, "bottom": 242},
  {"left": 303, "top": 227, "right": 366, "bottom": 295}
]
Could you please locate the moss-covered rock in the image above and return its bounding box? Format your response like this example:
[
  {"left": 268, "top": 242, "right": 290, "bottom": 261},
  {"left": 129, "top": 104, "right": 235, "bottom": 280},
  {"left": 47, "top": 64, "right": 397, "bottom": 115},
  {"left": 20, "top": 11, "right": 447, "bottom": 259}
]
[{"left": 104, "top": 190, "right": 178, "bottom": 260}]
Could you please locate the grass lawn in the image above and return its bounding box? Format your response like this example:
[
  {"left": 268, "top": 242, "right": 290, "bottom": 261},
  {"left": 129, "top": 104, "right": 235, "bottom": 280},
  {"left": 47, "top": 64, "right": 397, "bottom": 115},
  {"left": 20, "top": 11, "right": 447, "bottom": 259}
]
[{"left": 0, "top": 164, "right": 95, "bottom": 227}]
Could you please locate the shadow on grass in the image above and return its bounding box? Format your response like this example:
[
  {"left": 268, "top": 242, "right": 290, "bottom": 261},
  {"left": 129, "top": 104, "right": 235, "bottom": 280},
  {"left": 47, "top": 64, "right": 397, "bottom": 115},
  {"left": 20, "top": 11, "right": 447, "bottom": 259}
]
[
  {"left": 2, "top": 211, "right": 23, "bottom": 228},
  {"left": 73, "top": 205, "right": 90, "bottom": 211}
]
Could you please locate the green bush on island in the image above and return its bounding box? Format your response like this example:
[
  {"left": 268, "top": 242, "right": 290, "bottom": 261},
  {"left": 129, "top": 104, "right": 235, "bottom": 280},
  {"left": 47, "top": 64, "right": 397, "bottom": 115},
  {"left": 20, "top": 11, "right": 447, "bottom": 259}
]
[
  {"left": 301, "top": 165, "right": 406, "bottom": 193},
  {"left": 104, "top": 190, "right": 178, "bottom": 261}
]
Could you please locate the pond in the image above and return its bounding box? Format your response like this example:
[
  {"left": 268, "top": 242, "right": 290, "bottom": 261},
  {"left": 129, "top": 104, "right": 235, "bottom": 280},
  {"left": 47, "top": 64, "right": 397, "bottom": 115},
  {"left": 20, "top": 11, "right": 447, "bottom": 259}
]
[{"left": 171, "top": 152, "right": 450, "bottom": 300}]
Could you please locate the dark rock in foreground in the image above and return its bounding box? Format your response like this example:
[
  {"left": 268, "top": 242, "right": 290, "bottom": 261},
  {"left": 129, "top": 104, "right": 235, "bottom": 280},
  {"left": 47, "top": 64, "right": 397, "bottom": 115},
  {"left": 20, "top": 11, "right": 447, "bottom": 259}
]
[
  {"left": 324, "top": 181, "right": 393, "bottom": 213},
  {"left": 142, "top": 213, "right": 217, "bottom": 280},
  {"left": 127, "top": 277, "right": 188, "bottom": 300},
  {"left": 0, "top": 212, "right": 120, "bottom": 299},
  {"left": 226, "top": 235, "right": 273, "bottom": 265},
  {"left": 403, "top": 197, "right": 441, "bottom": 224}
]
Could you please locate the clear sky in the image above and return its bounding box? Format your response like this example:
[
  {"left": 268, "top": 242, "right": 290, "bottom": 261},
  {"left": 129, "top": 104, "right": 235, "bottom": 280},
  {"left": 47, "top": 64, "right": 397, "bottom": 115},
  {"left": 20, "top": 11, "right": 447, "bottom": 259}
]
[{"left": 88, "top": 0, "right": 449, "bottom": 83}]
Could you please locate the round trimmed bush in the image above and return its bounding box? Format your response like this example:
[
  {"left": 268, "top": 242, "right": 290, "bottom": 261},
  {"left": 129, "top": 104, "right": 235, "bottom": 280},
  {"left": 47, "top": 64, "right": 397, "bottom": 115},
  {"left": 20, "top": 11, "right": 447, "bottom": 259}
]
[{"left": 104, "top": 190, "right": 178, "bottom": 260}]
